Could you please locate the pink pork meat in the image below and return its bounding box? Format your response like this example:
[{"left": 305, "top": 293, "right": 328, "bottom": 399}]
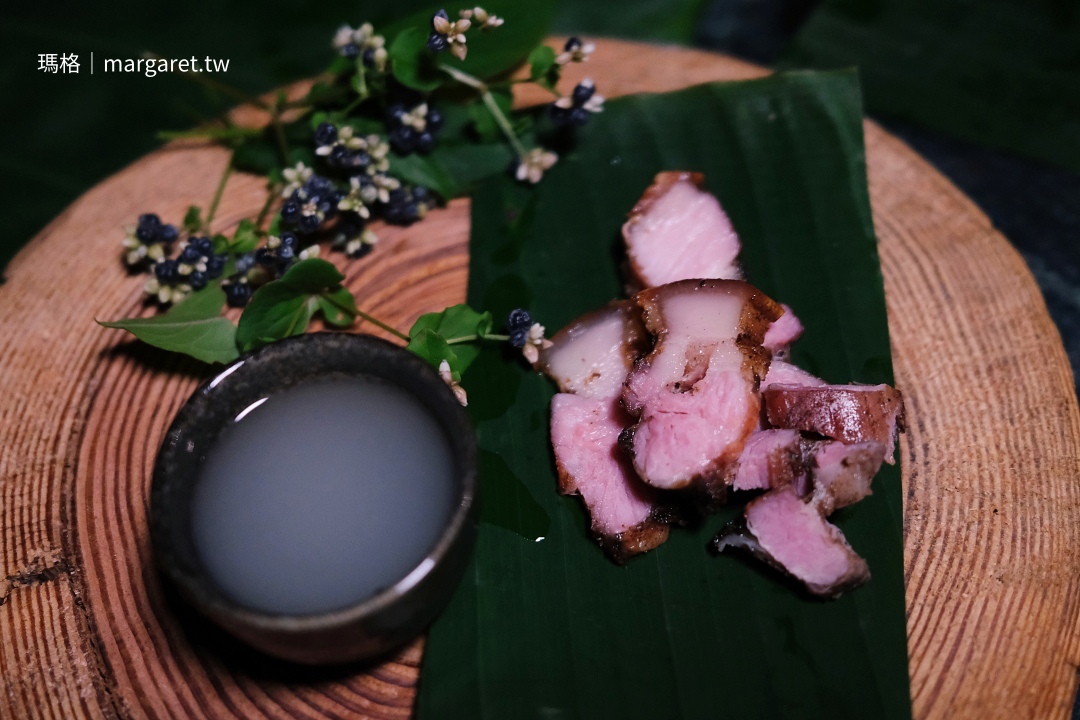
[
  {"left": 622, "top": 279, "right": 782, "bottom": 498},
  {"left": 622, "top": 172, "right": 742, "bottom": 289},
  {"left": 540, "top": 301, "right": 669, "bottom": 561},
  {"left": 713, "top": 486, "right": 870, "bottom": 598},
  {"left": 550, "top": 394, "right": 670, "bottom": 562}
]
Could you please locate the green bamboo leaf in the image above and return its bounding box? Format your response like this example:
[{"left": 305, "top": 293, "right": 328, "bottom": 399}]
[
  {"left": 783, "top": 0, "right": 1080, "bottom": 173},
  {"left": 418, "top": 70, "right": 910, "bottom": 720},
  {"left": 98, "top": 286, "right": 239, "bottom": 364}
]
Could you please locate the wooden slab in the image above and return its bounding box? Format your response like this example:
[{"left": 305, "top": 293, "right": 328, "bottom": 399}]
[{"left": 1, "top": 39, "right": 1078, "bottom": 720}]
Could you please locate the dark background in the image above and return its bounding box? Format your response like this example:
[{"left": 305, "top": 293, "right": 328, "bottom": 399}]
[{"left": 1, "top": 0, "right": 1078, "bottom": 711}]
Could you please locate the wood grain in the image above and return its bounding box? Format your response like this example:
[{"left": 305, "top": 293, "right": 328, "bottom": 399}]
[{"left": 1, "top": 38, "right": 1078, "bottom": 720}]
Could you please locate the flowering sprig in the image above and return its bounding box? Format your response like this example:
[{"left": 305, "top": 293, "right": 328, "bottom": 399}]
[{"left": 103, "top": 6, "right": 582, "bottom": 371}]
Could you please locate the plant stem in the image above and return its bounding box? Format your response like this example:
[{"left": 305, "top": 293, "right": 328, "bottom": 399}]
[
  {"left": 144, "top": 52, "right": 269, "bottom": 110},
  {"left": 445, "top": 332, "right": 510, "bottom": 345},
  {"left": 441, "top": 64, "right": 527, "bottom": 158},
  {"left": 158, "top": 126, "right": 262, "bottom": 141},
  {"left": 271, "top": 97, "right": 291, "bottom": 164},
  {"left": 354, "top": 57, "right": 369, "bottom": 101},
  {"left": 204, "top": 160, "right": 233, "bottom": 231},
  {"left": 320, "top": 293, "right": 409, "bottom": 341},
  {"left": 254, "top": 184, "right": 280, "bottom": 230}
]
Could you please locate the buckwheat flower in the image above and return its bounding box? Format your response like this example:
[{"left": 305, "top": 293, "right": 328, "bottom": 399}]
[
  {"left": 341, "top": 228, "right": 379, "bottom": 258},
  {"left": 281, "top": 161, "right": 314, "bottom": 198},
  {"left": 515, "top": 147, "right": 558, "bottom": 184},
  {"left": 371, "top": 173, "right": 401, "bottom": 203},
  {"left": 459, "top": 7, "right": 503, "bottom": 29},
  {"left": 122, "top": 213, "right": 177, "bottom": 266},
  {"left": 316, "top": 125, "right": 366, "bottom": 158},
  {"left": 333, "top": 25, "right": 357, "bottom": 55},
  {"left": 145, "top": 259, "right": 191, "bottom": 305},
  {"left": 429, "top": 9, "right": 471, "bottom": 60},
  {"left": 364, "top": 134, "right": 391, "bottom": 173},
  {"left": 555, "top": 36, "right": 595, "bottom": 65},
  {"left": 439, "top": 359, "right": 469, "bottom": 406},
  {"left": 298, "top": 244, "right": 320, "bottom": 260},
  {"left": 337, "top": 176, "right": 373, "bottom": 219},
  {"left": 520, "top": 323, "right": 552, "bottom": 365}
]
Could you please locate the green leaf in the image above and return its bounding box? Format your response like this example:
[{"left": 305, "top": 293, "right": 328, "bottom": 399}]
[
  {"left": 235, "top": 283, "right": 316, "bottom": 353},
  {"left": 235, "top": 259, "right": 355, "bottom": 352},
  {"left": 278, "top": 257, "right": 345, "bottom": 292},
  {"left": 229, "top": 219, "right": 260, "bottom": 254},
  {"left": 783, "top": 0, "right": 1080, "bottom": 173},
  {"left": 317, "top": 287, "right": 358, "bottom": 328},
  {"left": 386, "top": 0, "right": 558, "bottom": 81},
  {"left": 98, "top": 286, "right": 239, "bottom": 364},
  {"left": 387, "top": 152, "right": 462, "bottom": 199},
  {"left": 182, "top": 205, "right": 203, "bottom": 234},
  {"left": 407, "top": 304, "right": 492, "bottom": 377},
  {"left": 418, "top": 71, "right": 910, "bottom": 720},
  {"left": 389, "top": 26, "right": 445, "bottom": 92},
  {"left": 527, "top": 44, "right": 560, "bottom": 89}
]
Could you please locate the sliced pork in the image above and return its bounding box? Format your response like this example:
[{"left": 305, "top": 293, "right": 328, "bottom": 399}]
[
  {"left": 764, "top": 383, "right": 905, "bottom": 463},
  {"left": 622, "top": 172, "right": 742, "bottom": 289},
  {"left": 622, "top": 279, "right": 782, "bottom": 494},
  {"left": 809, "top": 440, "right": 886, "bottom": 514},
  {"left": 537, "top": 300, "right": 648, "bottom": 400},
  {"left": 550, "top": 394, "right": 670, "bottom": 562},
  {"left": 763, "top": 304, "right": 804, "bottom": 357},
  {"left": 713, "top": 487, "right": 870, "bottom": 598},
  {"left": 728, "top": 429, "right": 805, "bottom": 492}
]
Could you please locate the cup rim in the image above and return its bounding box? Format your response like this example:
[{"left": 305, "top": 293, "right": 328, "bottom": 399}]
[{"left": 150, "top": 332, "right": 478, "bottom": 635}]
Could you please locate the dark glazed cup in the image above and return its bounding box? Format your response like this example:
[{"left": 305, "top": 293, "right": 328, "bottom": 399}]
[{"left": 150, "top": 333, "right": 478, "bottom": 665}]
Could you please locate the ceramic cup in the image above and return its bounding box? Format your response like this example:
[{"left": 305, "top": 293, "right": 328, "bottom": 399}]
[{"left": 150, "top": 332, "right": 478, "bottom": 665}]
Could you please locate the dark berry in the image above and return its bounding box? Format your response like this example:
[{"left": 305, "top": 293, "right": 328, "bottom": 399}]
[
  {"left": 299, "top": 214, "right": 322, "bottom": 234},
  {"left": 314, "top": 122, "right": 338, "bottom": 146},
  {"left": 193, "top": 236, "right": 214, "bottom": 256},
  {"left": 389, "top": 126, "right": 417, "bottom": 154},
  {"left": 507, "top": 308, "right": 532, "bottom": 331},
  {"left": 337, "top": 212, "right": 365, "bottom": 238},
  {"left": 235, "top": 253, "right": 255, "bottom": 275},
  {"left": 342, "top": 151, "right": 366, "bottom": 172},
  {"left": 341, "top": 42, "right": 360, "bottom": 59},
  {"left": 426, "top": 31, "right": 449, "bottom": 52},
  {"left": 426, "top": 108, "right": 444, "bottom": 131},
  {"left": 280, "top": 231, "right": 298, "bottom": 248},
  {"left": 387, "top": 187, "right": 407, "bottom": 205},
  {"left": 571, "top": 82, "right": 595, "bottom": 106},
  {"left": 188, "top": 270, "right": 208, "bottom": 291},
  {"left": 330, "top": 144, "right": 351, "bottom": 167},
  {"left": 179, "top": 244, "right": 202, "bottom": 264},
  {"left": 569, "top": 107, "right": 591, "bottom": 127},
  {"left": 509, "top": 328, "right": 528, "bottom": 348},
  {"left": 361, "top": 47, "right": 377, "bottom": 67},
  {"left": 387, "top": 104, "right": 407, "bottom": 122},
  {"left": 154, "top": 259, "right": 180, "bottom": 284},
  {"left": 411, "top": 186, "right": 430, "bottom": 202},
  {"left": 564, "top": 36, "right": 581, "bottom": 52},
  {"left": 158, "top": 224, "right": 179, "bottom": 245},
  {"left": 224, "top": 280, "right": 252, "bottom": 308},
  {"left": 307, "top": 175, "right": 333, "bottom": 195},
  {"left": 281, "top": 201, "right": 301, "bottom": 224},
  {"left": 206, "top": 254, "right": 226, "bottom": 279},
  {"left": 416, "top": 132, "right": 436, "bottom": 154}
]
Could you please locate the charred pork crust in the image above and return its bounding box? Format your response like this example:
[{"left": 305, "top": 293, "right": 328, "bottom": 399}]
[{"left": 763, "top": 384, "right": 906, "bottom": 463}]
